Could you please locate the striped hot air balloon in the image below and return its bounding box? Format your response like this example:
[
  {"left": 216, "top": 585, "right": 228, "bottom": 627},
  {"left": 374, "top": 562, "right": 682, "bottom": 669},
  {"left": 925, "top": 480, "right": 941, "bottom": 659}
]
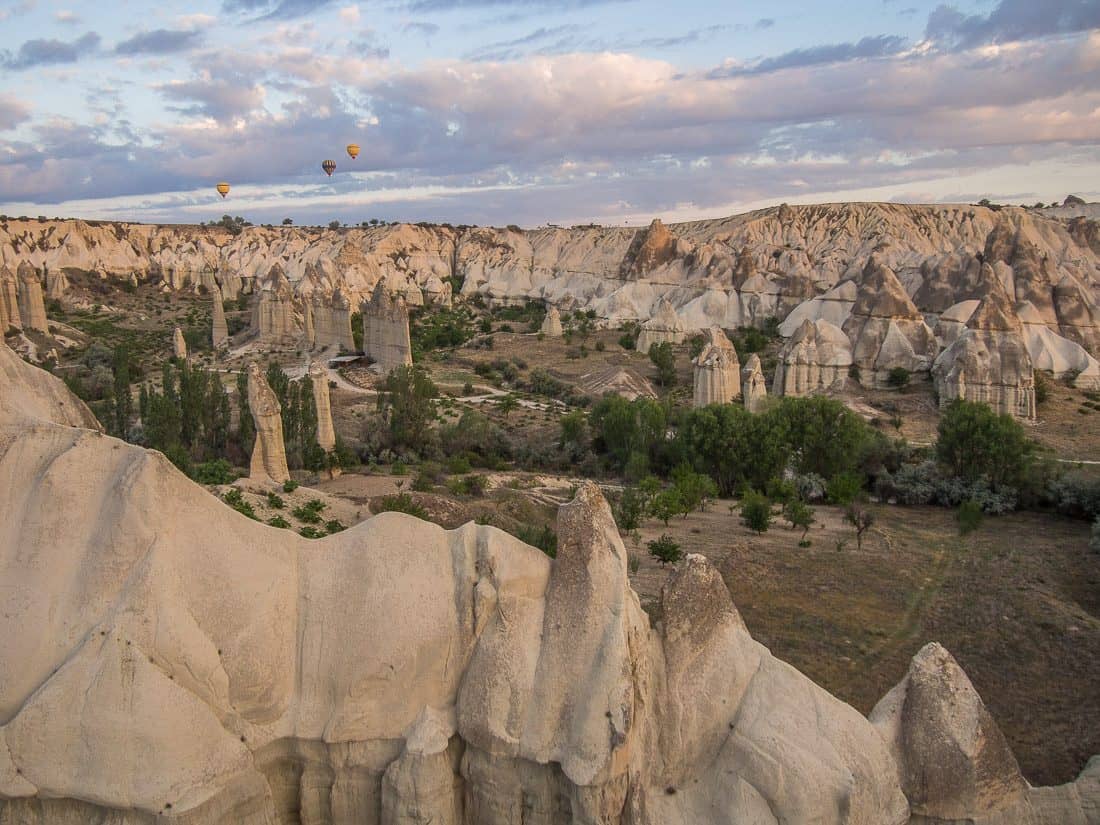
[
  {"left": 322, "top": 160, "right": 336, "bottom": 176},
  {"left": 216, "top": 182, "right": 230, "bottom": 198},
  {"left": 346, "top": 144, "right": 360, "bottom": 159}
]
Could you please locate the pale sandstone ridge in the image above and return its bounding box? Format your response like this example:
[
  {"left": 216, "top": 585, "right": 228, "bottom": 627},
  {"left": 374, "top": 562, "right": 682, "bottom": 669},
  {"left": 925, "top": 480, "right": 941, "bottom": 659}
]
[
  {"left": 843, "top": 257, "right": 937, "bottom": 386},
  {"left": 540, "top": 305, "right": 563, "bottom": 337},
  {"left": 932, "top": 287, "right": 1037, "bottom": 419},
  {"left": 0, "top": 265, "right": 19, "bottom": 331},
  {"left": 211, "top": 286, "right": 229, "bottom": 349},
  {"left": 15, "top": 262, "right": 48, "bottom": 333},
  {"left": 308, "top": 361, "right": 336, "bottom": 454},
  {"left": 362, "top": 280, "right": 413, "bottom": 372},
  {"left": 741, "top": 353, "right": 768, "bottom": 412},
  {"left": 773, "top": 318, "right": 853, "bottom": 397},
  {"left": 246, "top": 362, "right": 290, "bottom": 483},
  {"left": 173, "top": 326, "right": 188, "bottom": 361},
  {"left": 691, "top": 327, "right": 740, "bottom": 407},
  {"left": 2, "top": 342, "right": 1099, "bottom": 822},
  {"left": 871, "top": 642, "right": 1100, "bottom": 824}
]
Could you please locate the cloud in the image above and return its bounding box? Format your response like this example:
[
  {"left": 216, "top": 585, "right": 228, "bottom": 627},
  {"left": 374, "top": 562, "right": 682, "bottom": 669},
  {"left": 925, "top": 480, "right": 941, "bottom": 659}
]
[
  {"left": 54, "top": 9, "right": 81, "bottom": 24},
  {"left": 222, "top": 0, "right": 338, "bottom": 20},
  {"left": 465, "top": 24, "right": 584, "bottom": 60},
  {"left": 0, "top": 96, "right": 32, "bottom": 131},
  {"left": 0, "top": 1, "right": 35, "bottom": 23},
  {"left": 711, "top": 33, "right": 908, "bottom": 77},
  {"left": 1, "top": 32, "right": 101, "bottom": 70},
  {"left": 158, "top": 71, "right": 266, "bottom": 121},
  {"left": 407, "top": 0, "right": 626, "bottom": 12},
  {"left": 402, "top": 21, "right": 440, "bottom": 37},
  {"left": 926, "top": 0, "right": 1100, "bottom": 49},
  {"left": 114, "top": 29, "right": 204, "bottom": 56},
  {"left": 755, "top": 18, "right": 775, "bottom": 29},
  {"left": 338, "top": 5, "right": 360, "bottom": 24}
]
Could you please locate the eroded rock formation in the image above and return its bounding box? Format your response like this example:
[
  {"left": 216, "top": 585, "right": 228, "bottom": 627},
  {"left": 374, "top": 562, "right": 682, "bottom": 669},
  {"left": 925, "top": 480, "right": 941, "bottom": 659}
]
[
  {"left": 309, "top": 361, "right": 336, "bottom": 455},
  {"left": 246, "top": 362, "right": 290, "bottom": 483},
  {"left": 692, "top": 327, "right": 740, "bottom": 407},
  {"left": 173, "top": 326, "right": 188, "bottom": 361},
  {"left": 253, "top": 265, "right": 297, "bottom": 343},
  {"left": 1, "top": 341, "right": 1099, "bottom": 824},
  {"left": 635, "top": 297, "right": 686, "bottom": 353},
  {"left": 843, "top": 258, "right": 937, "bottom": 386},
  {"left": 362, "top": 281, "right": 413, "bottom": 372},
  {"left": 932, "top": 287, "right": 1037, "bottom": 420},
  {"left": 0, "top": 265, "right": 19, "bottom": 331},
  {"left": 15, "top": 263, "right": 48, "bottom": 333},
  {"left": 741, "top": 353, "right": 768, "bottom": 413},
  {"left": 312, "top": 288, "right": 356, "bottom": 352},
  {"left": 211, "top": 286, "right": 229, "bottom": 350},
  {"left": 540, "top": 306, "right": 563, "bottom": 337},
  {"left": 773, "top": 318, "right": 853, "bottom": 397}
]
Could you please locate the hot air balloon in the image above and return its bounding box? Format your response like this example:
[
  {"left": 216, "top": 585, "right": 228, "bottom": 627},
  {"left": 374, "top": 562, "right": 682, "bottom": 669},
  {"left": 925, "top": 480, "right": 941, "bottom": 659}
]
[
  {"left": 322, "top": 160, "right": 336, "bottom": 176},
  {"left": 346, "top": 144, "right": 360, "bottom": 160},
  {"left": 216, "top": 182, "right": 230, "bottom": 198}
]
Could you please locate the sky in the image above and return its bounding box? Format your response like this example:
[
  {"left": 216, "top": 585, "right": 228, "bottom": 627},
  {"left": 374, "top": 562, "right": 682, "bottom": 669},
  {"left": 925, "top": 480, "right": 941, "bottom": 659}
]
[{"left": 0, "top": 0, "right": 1098, "bottom": 226}]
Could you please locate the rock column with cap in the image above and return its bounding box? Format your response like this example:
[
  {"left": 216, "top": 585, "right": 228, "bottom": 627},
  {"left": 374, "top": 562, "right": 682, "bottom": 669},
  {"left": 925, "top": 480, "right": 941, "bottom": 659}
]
[
  {"left": 362, "top": 280, "right": 413, "bottom": 372},
  {"left": 211, "top": 286, "right": 229, "bottom": 349},
  {"left": 741, "top": 353, "right": 768, "bottom": 413},
  {"left": 0, "top": 265, "right": 20, "bottom": 331},
  {"left": 172, "top": 326, "right": 188, "bottom": 361},
  {"left": 692, "top": 326, "right": 740, "bottom": 407},
  {"left": 247, "top": 362, "right": 291, "bottom": 484},
  {"left": 309, "top": 361, "right": 336, "bottom": 454},
  {"left": 16, "top": 262, "right": 48, "bottom": 333},
  {"left": 541, "top": 306, "right": 563, "bottom": 337}
]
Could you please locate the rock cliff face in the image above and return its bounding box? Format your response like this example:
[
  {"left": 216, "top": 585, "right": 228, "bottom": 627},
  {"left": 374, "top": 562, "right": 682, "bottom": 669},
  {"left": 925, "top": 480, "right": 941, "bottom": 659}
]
[
  {"left": 1, "top": 341, "right": 1099, "bottom": 824},
  {"left": 247, "top": 362, "right": 291, "bottom": 484},
  {"left": 741, "top": 353, "right": 768, "bottom": 413},
  {"left": 1, "top": 205, "right": 1096, "bottom": 351},
  {"left": 362, "top": 281, "right": 413, "bottom": 372},
  {"left": 843, "top": 258, "right": 938, "bottom": 386},
  {"left": 692, "top": 327, "right": 740, "bottom": 407},
  {"left": 15, "top": 262, "right": 48, "bottom": 333},
  {"left": 932, "top": 288, "right": 1037, "bottom": 420},
  {"left": 312, "top": 288, "right": 356, "bottom": 352},
  {"left": 773, "top": 318, "right": 853, "bottom": 397}
]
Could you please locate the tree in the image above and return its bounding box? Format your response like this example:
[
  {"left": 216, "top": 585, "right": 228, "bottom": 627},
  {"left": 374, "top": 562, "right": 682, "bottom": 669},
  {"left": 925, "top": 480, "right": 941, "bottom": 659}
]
[
  {"left": 648, "top": 489, "right": 682, "bottom": 526},
  {"left": 887, "top": 367, "right": 911, "bottom": 388},
  {"left": 236, "top": 370, "right": 254, "bottom": 449},
  {"left": 282, "top": 217, "right": 293, "bottom": 225},
  {"left": 845, "top": 503, "right": 874, "bottom": 551},
  {"left": 956, "top": 500, "right": 984, "bottom": 535},
  {"left": 378, "top": 365, "right": 438, "bottom": 451},
  {"left": 936, "top": 399, "right": 1035, "bottom": 490},
  {"left": 770, "top": 396, "right": 873, "bottom": 480},
  {"left": 740, "top": 492, "right": 772, "bottom": 533},
  {"left": 670, "top": 463, "right": 718, "bottom": 515},
  {"left": 678, "top": 404, "right": 789, "bottom": 496},
  {"left": 110, "top": 345, "right": 133, "bottom": 438},
  {"left": 496, "top": 394, "right": 519, "bottom": 417},
  {"left": 648, "top": 341, "right": 677, "bottom": 387},
  {"left": 783, "top": 498, "right": 815, "bottom": 543},
  {"left": 648, "top": 533, "right": 682, "bottom": 565},
  {"left": 329, "top": 220, "right": 341, "bottom": 230},
  {"left": 588, "top": 395, "right": 667, "bottom": 473},
  {"left": 559, "top": 410, "right": 587, "bottom": 450}
]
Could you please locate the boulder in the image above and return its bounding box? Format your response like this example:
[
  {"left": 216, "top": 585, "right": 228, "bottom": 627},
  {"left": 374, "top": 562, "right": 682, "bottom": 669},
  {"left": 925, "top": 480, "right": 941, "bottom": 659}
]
[
  {"left": 692, "top": 327, "right": 740, "bottom": 407},
  {"left": 932, "top": 288, "right": 1036, "bottom": 419},
  {"left": 773, "top": 318, "right": 853, "bottom": 397},
  {"left": 741, "top": 353, "right": 768, "bottom": 413},
  {"left": 246, "top": 362, "right": 290, "bottom": 483},
  {"left": 540, "top": 306, "right": 563, "bottom": 337},
  {"left": 843, "top": 257, "right": 937, "bottom": 386}
]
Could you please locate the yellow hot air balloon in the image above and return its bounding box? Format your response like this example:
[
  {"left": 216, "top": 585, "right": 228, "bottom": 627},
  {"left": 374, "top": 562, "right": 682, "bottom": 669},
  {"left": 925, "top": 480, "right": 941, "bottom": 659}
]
[
  {"left": 216, "top": 182, "right": 230, "bottom": 198},
  {"left": 346, "top": 143, "right": 360, "bottom": 160}
]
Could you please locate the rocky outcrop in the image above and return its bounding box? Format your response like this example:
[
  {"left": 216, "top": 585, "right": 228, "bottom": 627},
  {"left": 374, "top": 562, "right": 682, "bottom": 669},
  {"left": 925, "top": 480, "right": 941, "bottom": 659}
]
[
  {"left": 540, "top": 306, "right": 563, "bottom": 337},
  {"left": 312, "top": 288, "right": 356, "bottom": 352},
  {"left": 211, "top": 287, "right": 229, "bottom": 350},
  {"left": 779, "top": 279, "right": 857, "bottom": 336},
  {"left": 173, "top": 326, "right": 188, "bottom": 361},
  {"left": 843, "top": 257, "right": 937, "bottom": 386},
  {"left": 1053, "top": 274, "right": 1100, "bottom": 355},
  {"left": 246, "top": 362, "right": 290, "bottom": 483},
  {"left": 871, "top": 642, "right": 1100, "bottom": 824},
  {"left": 932, "top": 288, "right": 1037, "bottom": 419},
  {"left": 45, "top": 269, "right": 68, "bottom": 302},
  {"left": 422, "top": 274, "right": 452, "bottom": 307},
  {"left": 691, "top": 326, "right": 740, "bottom": 406},
  {"left": 15, "top": 263, "right": 48, "bottom": 333},
  {"left": 577, "top": 366, "right": 657, "bottom": 400},
  {"left": 619, "top": 218, "right": 682, "bottom": 278},
  {"left": 252, "top": 265, "right": 297, "bottom": 343},
  {"left": 635, "top": 297, "right": 687, "bottom": 352},
  {"left": 1017, "top": 301, "right": 1100, "bottom": 388},
  {"left": 0, "top": 265, "right": 20, "bottom": 331},
  {"left": 5, "top": 341, "right": 1100, "bottom": 824},
  {"left": 308, "top": 361, "right": 336, "bottom": 455},
  {"left": 362, "top": 281, "right": 413, "bottom": 372},
  {"left": 913, "top": 252, "right": 1004, "bottom": 313},
  {"left": 741, "top": 353, "right": 768, "bottom": 412},
  {"left": 774, "top": 318, "right": 853, "bottom": 396}
]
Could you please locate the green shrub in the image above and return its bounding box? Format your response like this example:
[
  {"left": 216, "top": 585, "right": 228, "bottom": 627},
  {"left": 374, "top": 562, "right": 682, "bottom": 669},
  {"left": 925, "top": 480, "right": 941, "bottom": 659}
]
[
  {"left": 267, "top": 492, "right": 285, "bottom": 509},
  {"left": 956, "top": 500, "right": 984, "bottom": 535},
  {"left": 268, "top": 515, "right": 290, "bottom": 529},
  {"left": 783, "top": 499, "right": 815, "bottom": 542},
  {"left": 283, "top": 479, "right": 299, "bottom": 493},
  {"left": 446, "top": 454, "right": 473, "bottom": 474},
  {"left": 376, "top": 492, "right": 429, "bottom": 519},
  {"left": 516, "top": 524, "right": 557, "bottom": 558},
  {"left": 222, "top": 488, "right": 257, "bottom": 520},
  {"left": 886, "top": 367, "right": 911, "bottom": 388},
  {"left": 740, "top": 492, "right": 772, "bottom": 533},
  {"left": 292, "top": 499, "right": 326, "bottom": 524},
  {"left": 647, "top": 533, "right": 682, "bottom": 565},
  {"left": 614, "top": 487, "right": 647, "bottom": 531},
  {"left": 936, "top": 399, "right": 1035, "bottom": 491},
  {"left": 191, "top": 459, "right": 235, "bottom": 484},
  {"left": 649, "top": 489, "right": 683, "bottom": 526},
  {"left": 325, "top": 519, "right": 346, "bottom": 534},
  {"left": 619, "top": 332, "right": 636, "bottom": 350},
  {"left": 299, "top": 526, "right": 325, "bottom": 538},
  {"left": 826, "top": 472, "right": 863, "bottom": 505}
]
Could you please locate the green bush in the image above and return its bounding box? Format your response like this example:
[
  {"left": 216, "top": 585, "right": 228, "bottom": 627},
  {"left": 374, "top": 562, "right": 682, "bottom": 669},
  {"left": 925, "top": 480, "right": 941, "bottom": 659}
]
[
  {"left": 740, "top": 492, "right": 772, "bottom": 533},
  {"left": 647, "top": 533, "right": 683, "bottom": 565},
  {"left": 376, "top": 492, "right": 429, "bottom": 520},
  {"left": 268, "top": 515, "right": 290, "bottom": 529},
  {"left": 618, "top": 332, "right": 637, "bottom": 350},
  {"left": 648, "top": 341, "right": 677, "bottom": 387},
  {"left": 299, "top": 526, "right": 325, "bottom": 539},
  {"left": 956, "top": 499, "right": 984, "bottom": 535},
  {"left": 516, "top": 524, "right": 557, "bottom": 558},
  {"left": 783, "top": 498, "right": 815, "bottom": 542},
  {"left": 649, "top": 489, "right": 682, "bottom": 526},
  {"left": 283, "top": 479, "right": 299, "bottom": 493},
  {"left": 614, "top": 487, "right": 647, "bottom": 531},
  {"left": 325, "top": 519, "right": 346, "bottom": 534},
  {"left": 936, "top": 399, "right": 1035, "bottom": 491},
  {"left": 886, "top": 367, "right": 911, "bottom": 388},
  {"left": 292, "top": 499, "right": 326, "bottom": 524},
  {"left": 826, "top": 472, "right": 863, "bottom": 505},
  {"left": 267, "top": 492, "right": 285, "bottom": 509},
  {"left": 222, "top": 488, "right": 257, "bottom": 520},
  {"left": 192, "top": 459, "right": 235, "bottom": 485}
]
